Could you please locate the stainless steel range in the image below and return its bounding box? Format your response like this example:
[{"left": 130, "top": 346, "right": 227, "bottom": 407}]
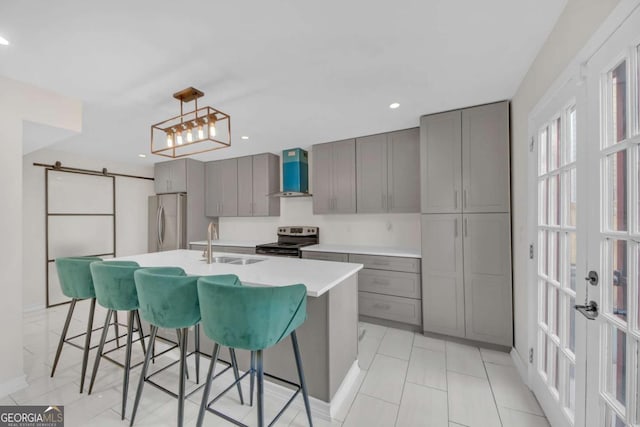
[{"left": 255, "top": 226, "right": 319, "bottom": 257}]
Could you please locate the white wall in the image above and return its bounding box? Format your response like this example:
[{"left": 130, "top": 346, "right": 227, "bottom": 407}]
[
  {"left": 510, "top": 0, "right": 620, "bottom": 367},
  {"left": 22, "top": 148, "right": 155, "bottom": 311},
  {"left": 0, "top": 76, "right": 81, "bottom": 397}
]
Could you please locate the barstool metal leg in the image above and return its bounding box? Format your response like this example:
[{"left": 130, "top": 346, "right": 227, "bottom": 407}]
[
  {"left": 177, "top": 327, "right": 187, "bottom": 427},
  {"left": 134, "top": 310, "right": 146, "bottom": 355},
  {"left": 88, "top": 309, "right": 113, "bottom": 395},
  {"left": 195, "top": 324, "right": 200, "bottom": 384},
  {"left": 196, "top": 343, "right": 220, "bottom": 427},
  {"left": 79, "top": 298, "right": 97, "bottom": 393},
  {"left": 51, "top": 298, "right": 77, "bottom": 378},
  {"left": 114, "top": 311, "right": 121, "bottom": 348},
  {"left": 130, "top": 325, "right": 157, "bottom": 427},
  {"left": 229, "top": 348, "right": 244, "bottom": 405},
  {"left": 256, "top": 349, "right": 264, "bottom": 427},
  {"left": 250, "top": 350, "right": 256, "bottom": 406},
  {"left": 121, "top": 311, "right": 134, "bottom": 420},
  {"left": 176, "top": 329, "right": 190, "bottom": 380},
  {"left": 291, "top": 331, "right": 313, "bottom": 427}
]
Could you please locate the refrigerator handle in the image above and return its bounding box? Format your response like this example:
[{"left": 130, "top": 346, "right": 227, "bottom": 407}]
[
  {"left": 156, "top": 205, "right": 162, "bottom": 249},
  {"left": 159, "top": 205, "right": 166, "bottom": 247},
  {"left": 176, "top": 196, "right": 182, "bottom": 249}
]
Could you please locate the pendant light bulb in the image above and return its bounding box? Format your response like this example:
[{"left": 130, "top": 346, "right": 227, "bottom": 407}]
[
  {"left": 198, "top": 124, "right": 204, "bottom": 139},
  {"left": 166, "top": 132, "right": 174, "bottom": 147},
  {"left": 177, "top": 131, "right": 183, "bottom": 146},
  {"left": 186, "top": 127, "right": 193, "bottom": 143},
  {"left": 209, "top": 119, "right": 217, "bottom": 137}
]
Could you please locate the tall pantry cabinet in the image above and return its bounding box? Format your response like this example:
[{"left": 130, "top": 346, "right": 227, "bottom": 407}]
[{"left": 420, "top": 101, "right": 512, "bottom": 347}]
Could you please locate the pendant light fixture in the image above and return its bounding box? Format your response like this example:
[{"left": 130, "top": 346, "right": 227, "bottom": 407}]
[{"left": 151, "top": 87, "right": 231, "bottom": 158}]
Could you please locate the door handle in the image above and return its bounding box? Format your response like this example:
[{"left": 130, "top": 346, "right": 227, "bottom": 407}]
[
  {"left": 464, "top": 217, "right": 468, "bottom": 237},
  {"left": 575, "top": 300, "right": 598, "bottom": 320},
  {"left": 454, "top": 190, "right": 458, "bottom": 209},
  {"left": 585, "top": 271, "right": 599, "bottom": 286},
  {"left": 454, "top": 218, "right": 458, "bottom": 238}
]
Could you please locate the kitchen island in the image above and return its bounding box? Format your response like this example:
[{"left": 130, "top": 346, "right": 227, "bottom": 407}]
[{"left": 113, "top": 249, "right": 363, "bottom": 419}]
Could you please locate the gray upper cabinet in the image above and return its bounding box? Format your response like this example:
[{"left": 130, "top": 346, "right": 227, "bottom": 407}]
[
  {"left": 251, "top": 153, "right": 280, "bottom": 216},
  {"left": 421, "top": 214, "right": 465, "bottom": 338},
  {"left": 356, "top": 129, "right": 419, "bottom": 214},
  {"left": 388, "top": 128, "right": 420, "bottom": 213},
  {"left": 205, "top": 158, "right": 238, "bottom": 217},
  {"left": 462, "top": 102, "right": 510, "bottom": 213},
  {"left": 154, "top": 159, "right": 187, "bottom": 194},
  {"left": 463, "top": 213, "right": 512, "bottom": 346},
  {"left": 312, "top": 139, "right": 356, "bottom": 214},
  {"left": 237, "top": 156, "right": 253, "bottom": 217},
  {"left": 420, "top": 101, "right": 509, "bottom": 214},
  {"left": 420, "top": 111, "right": 462, "bottom": 213}
]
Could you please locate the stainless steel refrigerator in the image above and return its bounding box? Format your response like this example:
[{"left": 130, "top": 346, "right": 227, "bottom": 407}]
[{"left": 148, "top": 193, "right": 187, "bottom": 252}]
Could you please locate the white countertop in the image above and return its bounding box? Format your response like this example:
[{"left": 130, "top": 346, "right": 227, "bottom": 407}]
[
  {"left": 188, "top": 240, "right": 269, "bottom": 248},
  {"left": 113, "top": 250, "right": 362, "bottom": 297},
  {"left": 300, "top": 244, "right": 421, "bottom": 258}
]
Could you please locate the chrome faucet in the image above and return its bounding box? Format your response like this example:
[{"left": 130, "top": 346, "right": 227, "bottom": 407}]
[{"left": 205, "top": 221, "right": 218, "bottom": 264}]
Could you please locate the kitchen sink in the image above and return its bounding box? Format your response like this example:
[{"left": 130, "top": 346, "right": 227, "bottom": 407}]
[{"left": 201, "top": 256, "right": 265, "bottom": 265}]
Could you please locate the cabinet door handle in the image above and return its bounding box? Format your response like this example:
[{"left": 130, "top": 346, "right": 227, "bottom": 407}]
[
  {"left": 464, "top": 218, "right": 468, "bottom": 237},
  {"left": 454, "top": 190, "right": 458, "bottom": 209},
  {"left": 373, "top": 303, "right": 391, "bottom": 310},
  {"left": 372, "top": 278, "right": 389, "bottom": 286},
  {"left": 463, "top": 189, "right": 467, "bottom": 209},
  {"left": 454, "top": 218, "right": 458, "bottom": 238}
]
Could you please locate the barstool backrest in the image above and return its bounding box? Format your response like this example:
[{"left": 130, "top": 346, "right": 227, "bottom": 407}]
[
  {"left": 197, "top": 275, "right": 307, "bottom": 351},
  {"left": 90, "top": 261, "right": 140, "bottom": 311},
  {"left": 55, "top": 257, "right": 103, "bottom": 299},
  {"left": 133, "top": 267, "right": 201, "bottom": 329}
]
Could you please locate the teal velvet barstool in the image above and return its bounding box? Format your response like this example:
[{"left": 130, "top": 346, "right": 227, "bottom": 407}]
[
  {"left": 130, "top": 268, "right": 243, "bottom": 427},
  {"left": 51, "top": 256, "right": 103, "bottom": 393},
  {"left": 87, "top": 260, "right": 147, "bottom": 419},
  {"left": 196, "top": 275, "right": 313, "bottom": 427}
]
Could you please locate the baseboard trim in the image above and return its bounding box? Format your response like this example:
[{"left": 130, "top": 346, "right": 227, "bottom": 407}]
[
  {"left": 261, "top": 360, "right": 361, "bottom": 421},
  {"left": 0, "top": 374, "right": 27, "bottom": 399},
  {"left": 511, "top": 348, "right": 529, "bottom": 388}
]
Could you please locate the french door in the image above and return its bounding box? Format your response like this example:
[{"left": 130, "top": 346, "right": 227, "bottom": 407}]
[
  {"left": 532, "top": 5, "right": 640, "bottom": 427},
  {"left": 584, "top": 6, "right": 640, "bottom": 427}
]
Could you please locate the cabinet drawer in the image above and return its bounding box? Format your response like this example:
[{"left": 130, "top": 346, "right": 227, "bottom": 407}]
[
  {"left": 359, "top": 292, "right": 422, "bottom": 326},
  {"left": 359, "top": 269, "right": 421, "bottom": 299},
  {"left": 301, "top": 251, "right": 349, "bottom": 262},
  {"left": 349, "top": 254, "right": 420, "bottom": 273}
]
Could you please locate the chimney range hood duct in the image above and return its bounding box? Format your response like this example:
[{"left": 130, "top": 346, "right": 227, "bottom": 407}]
[{"left": 270, "top": 148, "right": 312, "bottom": 198}]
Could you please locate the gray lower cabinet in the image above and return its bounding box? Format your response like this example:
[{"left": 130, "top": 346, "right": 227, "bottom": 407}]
[
  {"left": 421, "top": 213, "right": 512, "bottom": 346},
  {"left": 303, "top": 251, "right": 422, "bottom": 327},
  {"left": 421, "top": 214, "right": 465, "bottom": 338},
  {"left": 237, "top": 153, "right": 280, "bottom": 217},
  {"left": 356, "top": 128, "right": 420, "bottom": 213},
  {"left": 205, "top": 158, "right": 238, "bottom": 217},
  {"left": 301, "top": 251, "right": 349, "bottom": 262},
  {"left": 312, "top": 139, "right": 356, "bottom": 214},
  {"left": 462, "top": 213, "right": 512, "bottom": 346}
]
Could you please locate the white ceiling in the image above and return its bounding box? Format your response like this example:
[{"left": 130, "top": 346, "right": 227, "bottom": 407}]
[{"left": 0, "top": 0, "right": 566, "bottom": 164}]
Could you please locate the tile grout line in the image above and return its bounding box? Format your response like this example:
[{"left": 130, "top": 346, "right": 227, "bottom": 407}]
[
  {"left": 482, "top": 358, "right": 505, "bottom": 427},
  {"left": 392, "top": 333, "right": 414, "bottom": 427}
]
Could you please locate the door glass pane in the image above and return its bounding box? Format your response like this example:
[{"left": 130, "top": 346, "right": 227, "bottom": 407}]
[
  {"left": 540, "top": 128, "right": 548, "bottom": 175},
  {"left": 566, "top": 360, "right": 575, "bottom": 414},
  {"left": 549, "top": 232, "right": 560, "bottom": 282},
  {"left": 568, "top": 168, "right": 577, "bottom": 227},
  {"left": 539, "top": 231, "right": 548, "bottom": 277},
  {"left": 610, "top": 60, "right": 627, "bottom": 144},
  {"left": 550, "top": 175, "right": 560, "bottom": 226},
  {"left": 606, "top": 150, "right": 628, "bottom": 231},
  {"left": 547, "top": 283, "right": 554, "bottom": 326},
  {"left": 568, "top": 295, "right": 576, "bottom": 353},
  {"left": 568, "top": 106, "right": 577, "bottom": 163},
  {"left": 568, "top": 232, "right": 577, "bottom": 290},
  {"left": 539, "top": 280, "right": 548, "bottom": 325},
  {"left": 605, "top": 406, "right": 626, "bottom": 427},
  {"left": 550, "top": 340, "right": 558, "bottom": 390},
  {"left": 539, "top": 179, "right": 548, "bottom": 225},
  {"left": 553, "top": 287, "right": 560, "bottom": 337},
  {"left": 607, "top": 327, "right": 627, "bottom": 406},
  {"left": 610, "top": 239, "right": 628, "bottom": 322},
  {"left": 550, "top": 118, "right": 560, "bottom": 170}
]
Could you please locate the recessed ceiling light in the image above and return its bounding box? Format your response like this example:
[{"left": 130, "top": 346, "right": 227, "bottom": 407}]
[
  {"left": 138, "top": 154, "right": 146, "bottom": 158},
  {"left": 241, "top": 136, "right": 249, "bottom": 140},
  {"left": 0, "top": 36, "right": 9, "bottom": 46},
  {"left": 389, "top": 102, "right": 400, "bottom": 109}
]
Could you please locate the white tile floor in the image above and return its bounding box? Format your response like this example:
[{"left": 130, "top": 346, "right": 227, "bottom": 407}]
[{"left": 8, "top": 303, "right": 550, "bottom": 427}]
